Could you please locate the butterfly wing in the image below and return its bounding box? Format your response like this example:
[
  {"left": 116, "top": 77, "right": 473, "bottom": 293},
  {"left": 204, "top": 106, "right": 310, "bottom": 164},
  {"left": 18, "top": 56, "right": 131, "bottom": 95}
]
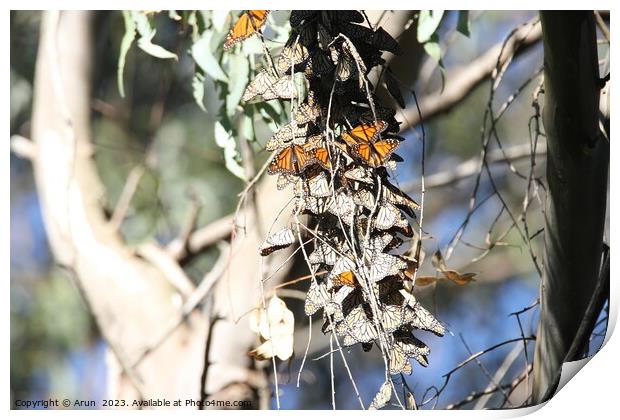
[
  {"left": 242, "top": 70, "right": 277, "bottom": 102},
  {"left": 224, "top": 10, "right": 269, "bottom": 50},
  {"left": 341, "top": 121, "right": 388, "bottom": 146},
  {"left": 268, "top": 147, "right": 294, "bottom": 175},
  {"left": 313, "top": 147, "right": 331, "bottom": 169}
]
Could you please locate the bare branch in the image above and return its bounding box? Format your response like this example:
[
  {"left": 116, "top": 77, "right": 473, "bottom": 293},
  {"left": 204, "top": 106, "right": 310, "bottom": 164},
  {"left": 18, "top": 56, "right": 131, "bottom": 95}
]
[{"left": 399, "top": 19, "right": 542, "bottom": 132}]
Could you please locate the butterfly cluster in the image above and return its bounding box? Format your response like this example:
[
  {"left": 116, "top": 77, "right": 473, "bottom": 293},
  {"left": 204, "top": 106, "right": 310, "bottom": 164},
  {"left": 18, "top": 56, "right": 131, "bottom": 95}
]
[{"left": 229, "top": 10, "right": 443, "bottom": 408}]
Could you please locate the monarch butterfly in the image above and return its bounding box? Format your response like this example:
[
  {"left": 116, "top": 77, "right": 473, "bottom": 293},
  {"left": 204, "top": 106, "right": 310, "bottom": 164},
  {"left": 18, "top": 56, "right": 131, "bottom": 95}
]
[
  {"left": 353, "top": 138, "right": 401, "bottom": 168},
  {"left": 265, "top": 122, "right": 308, "bottom": 151},
  {"left": 327, "top": 256, "right": 356, "bottom": 282},
  {"left": 341, "top": 121, "right": 388, "bottom": 145},
  {"left": 344, "top": 165, "right": 374, "bottom": 184},
  {"left": 317, "top": 23, "right": 332, "bottom": 50},
  {"left": 332, "top": 271, "right": 361, "bottom": 288},
  {"left": 290, "top": 10, "right": 317, "bottom": 28},
  {"left": 295, "top": 194, "right": 331, "bottom": 215},
  {"left": 268, "top": 144, "right": 316, "bottom": 175},
  {"left": 305, "top": 170, "right": 331, "bottom": 197},
  {"left": 370, "top": 381, "right": 393, "bottom": 410},
  {"left": 388, "top": 342, "right": 413, "bottom": 375},
  {"left": 382, "top": 182, "right": 420, "bottom": 216},
  {"left": 305, "top": 280, "right": 329, "bottom": 316},
  {"left": 259, "top": 227, "right": 296, "bottom": 256},
  {"left": 370, "top": 27, "right": 401, "bottom": 55},
  {"left": 395, "top": 334, "right": 431, "bottom": 367},
  {"left": 335, "top": 52, "right": 356, "bottom": 82},
  {"left": 243, "top": 71, "right": 296, "bottom": 102},
  {"left": 242, "top": 70, "right": 276, "bottom": 102},
  {"left": 367, "top": 253, "right": 407, "bottom": 283},
  {"left": 277, "top": 43, "right": 310, "bottom": 73},
  {"left": 224, "top": 10, "right": 270, "bottom": 50},
  {"left": 261, "top": 75, "right": 297, "bottom": 101},
  {"left": 276, "top": 173, "right": 298, "bottom": 190},
  {"left": 400, "top": 290, "right": 446, "bottom": 336},
  {"left": 310, "top": 147, "right": 331, "bottom": 169},
  {"left": 352, "top": 188, "right": 375, "bottom": 209},
  {"left": 337, "top": 306, "right": 378, "bottom": 345},
  {"left": 311, "top": 49, "right": 335, "bottom": 75},
  {"left": 374, "top": 202, "right": 407, "bottom": 231},
  {"left": 294, "top": 96, "right": 320, "bottom": 125},
  {"left": 327, "top": 191, "right": 356, "bottom": 225}
]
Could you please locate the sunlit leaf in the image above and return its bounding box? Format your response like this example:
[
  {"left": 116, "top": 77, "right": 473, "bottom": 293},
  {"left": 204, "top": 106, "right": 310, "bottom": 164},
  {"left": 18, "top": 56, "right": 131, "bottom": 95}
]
[
  {"left": 214, "top": 121, "right": 246, "bottom": 180},
  {"left": 417, "top": 10, "right": 444, "bottom": 43},
  {"left": 192, "top": 32, "right": 228, "bottom": 82},
  {"left": 192, "top": 72, "right": 207, "bottom": 112},
  {"left": 117, "top": 11, "right": 136, "bottom": 98},
  {"left": 130, "top": 11, "right": 178, "bottom": 60},
  {"left": 137, "top": 34, "right": 178, "bottom": 60},
  {"left": 249, "top": 296, "right": 295, "bottom": 361},
  {"left": 226, "top": 54, "right": 250, "bottom": 116}
]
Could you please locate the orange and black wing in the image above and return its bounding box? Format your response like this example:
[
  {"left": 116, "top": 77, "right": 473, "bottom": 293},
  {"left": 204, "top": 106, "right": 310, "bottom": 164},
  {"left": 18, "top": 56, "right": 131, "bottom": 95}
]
[
  {"left": 352, "top": 138, "right": 400, "bottom": 167},
  {"left": 268, "top": 146, "right": 294, "bottom": 175},
  {"left": 292, "top": 145, "right": 315, "bottom": 172},
  {"left": 341, "top": 121, "right": 388, "bottom": 146},
  {"left": 224, "top": 10, "right": 270, "bottom": 50},
  {"left": 333, "top": 271, "right": 360, "bottom": 288},
  {"left": 313, "top": 147, "right": 331, "bottom": 169}
]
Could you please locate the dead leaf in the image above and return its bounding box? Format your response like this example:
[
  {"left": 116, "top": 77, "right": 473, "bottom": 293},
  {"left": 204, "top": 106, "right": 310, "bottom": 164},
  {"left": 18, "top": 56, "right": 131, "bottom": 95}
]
[
  {"left": 442, "top": 270, "right": 477, "bottom": 285},
  {"left": 414, "top": 276, "right": 441, "bottom": 287},
  {"left": 249, "top": 296, "right": 295, "bottom": 361}
]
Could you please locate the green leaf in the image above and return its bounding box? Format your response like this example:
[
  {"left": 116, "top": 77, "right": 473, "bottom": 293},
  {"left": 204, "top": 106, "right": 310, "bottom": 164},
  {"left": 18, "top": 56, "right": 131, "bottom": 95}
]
[
  {"left": 240, "top": 113, "right": 255, "bottom": 142},
  {"left": 130, "top": 11, "right": 178, "bottom": 60},
  {"left": 192, "top": 73, "right": 207, "bottom": 112},
  {"left": 214, "top": 121, "right": 246, "bottom": 180},
  {"left": 118, "top": 11, "right": 136, "bottom": 98},
  {"left": 191, "top": 32, "right": 228, "bottom": 82},
  {"left": 417, "top": 10, "right": 444, "bottom": 43},
  {"left": 211, "top": 10, "right": 230, "bottom": 33},
  {"left": 226, "top": 54, "right": 250, "bottom": 116},
  {"left": 137, "top": 35, "right": 178, "bottom": 60},
  {"left": 457, "top": 11, "right": 470, "bottom": 37}
]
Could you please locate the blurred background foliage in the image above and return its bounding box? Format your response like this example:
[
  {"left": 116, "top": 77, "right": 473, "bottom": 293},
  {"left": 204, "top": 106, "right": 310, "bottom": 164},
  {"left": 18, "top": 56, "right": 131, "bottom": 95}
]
[{"left": 10, "top": 10, "right": 608, "bottom": 409}]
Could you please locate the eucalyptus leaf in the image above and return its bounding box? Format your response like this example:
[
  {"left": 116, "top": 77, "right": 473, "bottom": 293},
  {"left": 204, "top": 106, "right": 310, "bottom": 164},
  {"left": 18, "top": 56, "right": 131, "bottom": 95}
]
[
  {"left": 457, "top": 11, "right": 471, "bottom": 37},
  {"left": 137, "top": 34, "right": 178, "bottom": 60},
  {"left": 192, "top": 73, "right": 207, "bottom": 112},
  {"left": 211, "top": 10, "right": 230, "bottom": 33},
  {"left": 130, "top": 11, "right": 152, "bottom": 38},
  {"left": 417, "top": 10, "right": 444, "bottom": 43},
  {"left": 241, "top": 113, "right": 255, "bottom": 142},
  {"left": 226, "top": 54, "right": 250, "bottom": 116},
  {"left": 192, "top": 32, "right": 228, "bottom": 82},
  {"left": 130, "top": 11, "right": 178, "bottom": 60},
  {"left": 214, "top": 121, "right": 246, "bottom": 180},
  {"left": 118, "top": 11, "right": 136, "bottom": 98}
]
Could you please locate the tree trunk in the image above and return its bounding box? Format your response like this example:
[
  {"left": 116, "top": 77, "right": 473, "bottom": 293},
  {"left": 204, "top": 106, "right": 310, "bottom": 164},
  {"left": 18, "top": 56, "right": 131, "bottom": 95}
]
[
  {"left": 29, "top": 10, "right": 293, "bottom": 409},
  {"left": 531, "top": 11, "right": 609, "bottom": 403}
]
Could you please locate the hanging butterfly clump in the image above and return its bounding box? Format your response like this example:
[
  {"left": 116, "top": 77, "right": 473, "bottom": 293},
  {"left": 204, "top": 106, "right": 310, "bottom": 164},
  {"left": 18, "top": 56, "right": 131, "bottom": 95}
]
[{"left": 230, "top": 10, "right": 445, "bottom": 409}]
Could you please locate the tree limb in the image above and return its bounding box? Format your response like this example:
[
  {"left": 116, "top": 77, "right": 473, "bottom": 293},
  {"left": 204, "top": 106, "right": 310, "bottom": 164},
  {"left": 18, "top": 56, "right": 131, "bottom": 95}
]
[{"left": 399, "top": 19, "right": 542, "bottom": 132}]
